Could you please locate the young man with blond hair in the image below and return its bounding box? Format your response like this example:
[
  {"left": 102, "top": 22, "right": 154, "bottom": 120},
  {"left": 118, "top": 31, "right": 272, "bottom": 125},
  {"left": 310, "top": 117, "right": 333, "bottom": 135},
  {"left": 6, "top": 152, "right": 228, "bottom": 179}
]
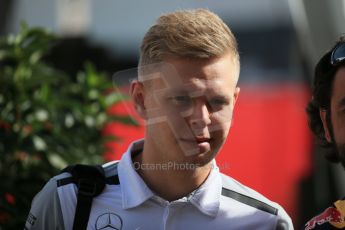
[{"left": 25, "top": 9, "right": 293, "bottom": 230}]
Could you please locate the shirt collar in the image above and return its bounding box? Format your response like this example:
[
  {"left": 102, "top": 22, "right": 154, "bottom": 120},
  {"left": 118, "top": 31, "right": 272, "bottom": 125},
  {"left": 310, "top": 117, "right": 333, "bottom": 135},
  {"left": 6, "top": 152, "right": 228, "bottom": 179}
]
[
  {"left": 188, "top": 162, "right": 222, "bottom": 217},
  {"left": 118, "top": 139, "right": 154, "bottom": 209},
  {"left": 118, "top": 139, "right": 222, "bottom": 217}
]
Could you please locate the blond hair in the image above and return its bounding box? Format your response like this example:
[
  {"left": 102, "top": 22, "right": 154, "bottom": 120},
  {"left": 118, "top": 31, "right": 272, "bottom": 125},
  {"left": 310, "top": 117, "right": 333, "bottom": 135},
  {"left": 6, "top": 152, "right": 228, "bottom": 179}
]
[{"left": 139, "top": 9, "right": 239, "bottom": 69}]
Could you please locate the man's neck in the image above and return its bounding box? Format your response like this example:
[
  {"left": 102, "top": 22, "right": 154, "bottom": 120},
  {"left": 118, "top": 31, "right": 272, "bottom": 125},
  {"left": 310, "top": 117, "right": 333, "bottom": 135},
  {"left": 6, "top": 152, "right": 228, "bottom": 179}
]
[{"left": 133, "top": 151, "right": 211, "bottom": 202}]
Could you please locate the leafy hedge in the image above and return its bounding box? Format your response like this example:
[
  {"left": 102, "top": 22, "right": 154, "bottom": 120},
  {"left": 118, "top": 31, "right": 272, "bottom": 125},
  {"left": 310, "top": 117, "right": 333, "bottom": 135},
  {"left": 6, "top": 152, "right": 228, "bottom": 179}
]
[{"left": 0, "top": 23, "right": 135, "bottom": 229}]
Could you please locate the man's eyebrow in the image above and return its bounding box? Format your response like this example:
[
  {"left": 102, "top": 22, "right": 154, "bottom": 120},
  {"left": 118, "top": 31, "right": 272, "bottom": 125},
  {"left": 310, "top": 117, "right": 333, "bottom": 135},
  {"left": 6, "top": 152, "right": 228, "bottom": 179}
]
[
  {"left": 164, "top": 88, "right": 189, "bottom": 95},
  {"left": 171, "top": 87, "right": 190, "bottom": 92},
  {"left": 213, "top": 94, "right": 230, "bottom": 98}
]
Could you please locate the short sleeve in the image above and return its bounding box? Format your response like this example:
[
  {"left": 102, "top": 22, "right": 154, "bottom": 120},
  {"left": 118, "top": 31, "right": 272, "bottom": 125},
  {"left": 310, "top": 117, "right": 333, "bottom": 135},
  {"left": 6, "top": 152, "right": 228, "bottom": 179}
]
[{"left": 24, "top": 178, "right": 64, "bottom": 230}]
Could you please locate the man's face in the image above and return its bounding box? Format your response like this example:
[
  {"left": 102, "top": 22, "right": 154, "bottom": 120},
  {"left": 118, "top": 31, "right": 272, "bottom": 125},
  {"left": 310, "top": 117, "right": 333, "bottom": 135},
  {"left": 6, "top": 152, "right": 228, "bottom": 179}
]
[
  {"left": 133, "top": 52, "right": 239, "bottom": 166},
  {"left": 321, "top": 66, "right": 345, "bottom": 167}
]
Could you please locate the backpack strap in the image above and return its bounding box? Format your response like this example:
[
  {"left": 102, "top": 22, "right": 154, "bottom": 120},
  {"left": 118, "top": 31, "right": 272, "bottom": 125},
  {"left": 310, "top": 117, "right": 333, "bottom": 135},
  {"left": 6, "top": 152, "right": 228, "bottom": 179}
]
[{"left": 62, "top": 164, "right": 106, "bottom": 230}]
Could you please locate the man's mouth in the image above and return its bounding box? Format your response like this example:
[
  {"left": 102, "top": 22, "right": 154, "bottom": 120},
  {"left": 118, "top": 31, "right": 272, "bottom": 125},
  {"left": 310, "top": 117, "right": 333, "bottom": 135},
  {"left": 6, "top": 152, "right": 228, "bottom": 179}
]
[
  {"left": 180, "top": 137, "right": 211, "bottom": 144},
  {"left": 178, "top": 137, "right": 212, "bottom": 155}
]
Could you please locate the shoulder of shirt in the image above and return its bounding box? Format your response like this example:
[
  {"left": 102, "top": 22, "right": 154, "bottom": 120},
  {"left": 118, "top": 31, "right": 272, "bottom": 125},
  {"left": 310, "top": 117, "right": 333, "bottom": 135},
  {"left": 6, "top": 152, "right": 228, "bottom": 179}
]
[
  {"left": 25, "top": 175, "right": 64, "bottom": 229},
  {"left": 26, "top": 162, "right": 121, "bottom": 229},
  {"left": 53, "top": 160, "right": 120, "bottom": 188},
  {"left": 103, "top": 160, "right": 120, "bottom": 176},
  {"left": 220, "top": 172, "right": 292, "bottom": 222}
]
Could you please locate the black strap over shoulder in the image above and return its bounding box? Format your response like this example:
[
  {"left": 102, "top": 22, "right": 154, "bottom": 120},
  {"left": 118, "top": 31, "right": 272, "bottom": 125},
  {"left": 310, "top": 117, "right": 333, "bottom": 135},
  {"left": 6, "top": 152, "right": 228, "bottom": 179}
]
[{"left": 62, "top": 164, "right": 106, "bottom": 230}]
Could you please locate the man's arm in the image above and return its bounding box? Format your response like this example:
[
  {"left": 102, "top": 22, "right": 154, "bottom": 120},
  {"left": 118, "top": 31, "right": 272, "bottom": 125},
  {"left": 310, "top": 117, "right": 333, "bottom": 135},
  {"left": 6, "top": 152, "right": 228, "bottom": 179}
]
[{"left": 24, "top": 178, "right": 64, "bottom": 230}]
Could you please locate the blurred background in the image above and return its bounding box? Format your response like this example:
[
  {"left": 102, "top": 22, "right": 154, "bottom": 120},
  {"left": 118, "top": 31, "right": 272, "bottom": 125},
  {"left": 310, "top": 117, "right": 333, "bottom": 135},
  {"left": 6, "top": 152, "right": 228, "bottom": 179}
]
[{"left": 1, "top": 0, "right": 345, "bottom": 228}]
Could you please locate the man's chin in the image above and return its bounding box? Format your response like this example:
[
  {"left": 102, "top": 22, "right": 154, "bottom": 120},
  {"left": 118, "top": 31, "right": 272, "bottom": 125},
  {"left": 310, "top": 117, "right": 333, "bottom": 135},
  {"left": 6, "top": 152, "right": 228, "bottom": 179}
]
[
  {"left": 183, "top": 148, "right": 217, "bottom": 167},
  {"left": 183, "top": 146, "right": 211, "bottom": 157}
]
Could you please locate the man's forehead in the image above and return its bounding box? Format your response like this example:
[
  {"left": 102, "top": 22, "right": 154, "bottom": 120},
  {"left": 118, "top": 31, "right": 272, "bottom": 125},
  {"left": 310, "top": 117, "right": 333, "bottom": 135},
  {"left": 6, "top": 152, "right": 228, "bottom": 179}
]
[
  {"left": 157, "top": 80, "right": 230, "bottom": 98},
  {"left": 139, "top": 61, "right": 235, "bottom": 85},
  {"left": 141, "top": 71, "right": 231, "bottom": 90}
]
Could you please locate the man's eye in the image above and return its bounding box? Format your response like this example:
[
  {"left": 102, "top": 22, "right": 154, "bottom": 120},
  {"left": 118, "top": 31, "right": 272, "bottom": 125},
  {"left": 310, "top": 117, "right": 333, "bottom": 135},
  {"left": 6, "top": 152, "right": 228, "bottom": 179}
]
[
  {"left": 170, "top": 96, "right": 192, "bottom": 105},
  {"left": 209, "top": 98, "right": 228, "bottom": 106}
]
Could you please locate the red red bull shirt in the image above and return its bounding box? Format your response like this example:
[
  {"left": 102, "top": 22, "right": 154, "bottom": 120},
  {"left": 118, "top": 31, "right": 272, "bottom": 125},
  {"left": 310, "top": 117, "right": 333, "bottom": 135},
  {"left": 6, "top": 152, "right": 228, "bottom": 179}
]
[{"left": 304, "top": 198, "right": 345, "bottom": 229}]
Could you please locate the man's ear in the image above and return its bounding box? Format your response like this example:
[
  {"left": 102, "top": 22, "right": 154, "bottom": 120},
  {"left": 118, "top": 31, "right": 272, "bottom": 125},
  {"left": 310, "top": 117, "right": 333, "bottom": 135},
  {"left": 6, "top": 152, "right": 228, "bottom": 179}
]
[
  {"left": 233, "top": 87, "right": 240, "bottom": 107},
  {"left": 320, "top": 109, "right": 332, "bottom": 143},
  {"left": 130, "top": 80, "right": 147, "bottom": 119}
]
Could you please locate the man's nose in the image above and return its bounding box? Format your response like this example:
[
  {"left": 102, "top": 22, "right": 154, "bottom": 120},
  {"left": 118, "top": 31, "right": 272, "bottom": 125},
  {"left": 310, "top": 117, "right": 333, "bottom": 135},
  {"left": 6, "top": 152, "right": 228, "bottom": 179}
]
[{"left": 189, "top": 100, "right": 212, "bottom": 128}]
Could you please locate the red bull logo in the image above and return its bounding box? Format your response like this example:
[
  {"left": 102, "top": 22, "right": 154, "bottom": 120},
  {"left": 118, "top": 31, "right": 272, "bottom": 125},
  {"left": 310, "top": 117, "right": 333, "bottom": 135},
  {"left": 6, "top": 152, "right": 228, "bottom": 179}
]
[{"left": 305, "top": 207, "right": 344, "bottom": 230}]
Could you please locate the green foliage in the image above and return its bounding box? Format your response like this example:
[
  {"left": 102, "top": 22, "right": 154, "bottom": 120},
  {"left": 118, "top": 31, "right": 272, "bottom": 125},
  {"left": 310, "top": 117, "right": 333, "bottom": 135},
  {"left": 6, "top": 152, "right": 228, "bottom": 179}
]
[{"left": 0, "top": 23, "right": 135, "bottom": 229}]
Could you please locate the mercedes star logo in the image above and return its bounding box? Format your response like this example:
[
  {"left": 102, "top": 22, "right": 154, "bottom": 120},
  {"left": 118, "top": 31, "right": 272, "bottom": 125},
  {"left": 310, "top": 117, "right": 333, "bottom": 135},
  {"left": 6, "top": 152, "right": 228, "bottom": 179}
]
[{"left": 95, "top": 213, "right": 123, "bottom": 230}]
